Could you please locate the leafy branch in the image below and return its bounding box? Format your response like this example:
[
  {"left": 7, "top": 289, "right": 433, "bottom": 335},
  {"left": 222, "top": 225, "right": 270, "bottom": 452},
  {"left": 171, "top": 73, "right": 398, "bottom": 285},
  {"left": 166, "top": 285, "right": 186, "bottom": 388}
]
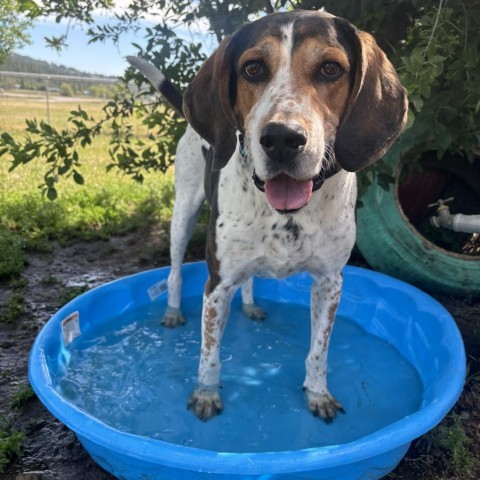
[
  {"left": 0, "top": 19, "right": 199, "bottom": 197},
  {"left": 1, "top": 107, "right": 101, "bottom": 200},
  {"left": 2, "top": 0, "right": 479, "bottom": 201}
]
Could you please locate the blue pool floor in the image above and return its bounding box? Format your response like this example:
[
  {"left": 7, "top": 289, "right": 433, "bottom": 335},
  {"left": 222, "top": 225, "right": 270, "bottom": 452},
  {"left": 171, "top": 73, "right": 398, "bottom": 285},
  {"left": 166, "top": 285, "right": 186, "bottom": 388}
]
[{"left": 55, "top": 296, "right": 423, "bottom": 453}]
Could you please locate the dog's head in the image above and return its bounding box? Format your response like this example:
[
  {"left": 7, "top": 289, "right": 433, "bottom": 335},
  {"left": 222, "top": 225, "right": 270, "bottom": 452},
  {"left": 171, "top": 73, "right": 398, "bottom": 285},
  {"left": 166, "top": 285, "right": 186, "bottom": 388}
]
[{"left": 184, "top": 10, "right": 407, "bottom": 213}]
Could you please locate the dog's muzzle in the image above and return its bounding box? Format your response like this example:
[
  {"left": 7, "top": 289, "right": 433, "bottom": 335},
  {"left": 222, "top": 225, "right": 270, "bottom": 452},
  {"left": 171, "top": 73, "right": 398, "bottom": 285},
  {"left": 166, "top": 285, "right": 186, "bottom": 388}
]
[
  {"left": 252, "top": 164, "right": 342, "bottom": 214},
  {"left": 240, "top": 134, "right": 341, "bottom": 213}
]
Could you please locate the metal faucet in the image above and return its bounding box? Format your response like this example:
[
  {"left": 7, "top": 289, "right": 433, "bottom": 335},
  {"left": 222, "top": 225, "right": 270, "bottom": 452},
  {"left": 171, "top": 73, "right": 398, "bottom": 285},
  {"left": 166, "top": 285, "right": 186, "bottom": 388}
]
[{"left": 429, "top": 198, "right": 480, "bottom": 234}]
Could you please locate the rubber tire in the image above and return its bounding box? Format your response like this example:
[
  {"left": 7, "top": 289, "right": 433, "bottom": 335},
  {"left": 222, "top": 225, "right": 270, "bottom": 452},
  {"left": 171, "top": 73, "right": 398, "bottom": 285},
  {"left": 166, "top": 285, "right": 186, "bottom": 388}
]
[{"left": 356, "top": 154, "right": 480, "bottom": 298}]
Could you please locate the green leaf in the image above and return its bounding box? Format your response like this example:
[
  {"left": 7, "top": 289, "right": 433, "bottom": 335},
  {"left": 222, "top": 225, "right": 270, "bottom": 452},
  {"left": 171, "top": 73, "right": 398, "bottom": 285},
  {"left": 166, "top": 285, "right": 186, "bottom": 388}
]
[
  {"left": 57, "top": 165, "right": 69, "bottom": 175},
  {"left": 405, "top": 109, "right": 415, "bottom": 130},
  {"left": 46, "top": 187, "right": 57, "bottom": 201},
  {"left": 411, "top": 95, "right": 424, "bottom": 112},
  {"left": 72, "top": 171, "right": 85, "bottom": 185},
  {"left": 44, "top": 35, "right": 68, "bottom": 52},
  {"left": 18, "top": 0, "right": 41, "bottom": 16},
  {"left": 428, "top": 55, "right": 446, "bottom": 63},
  {"left": 1, "top": 133, "right": 15, "bottom": 145}
]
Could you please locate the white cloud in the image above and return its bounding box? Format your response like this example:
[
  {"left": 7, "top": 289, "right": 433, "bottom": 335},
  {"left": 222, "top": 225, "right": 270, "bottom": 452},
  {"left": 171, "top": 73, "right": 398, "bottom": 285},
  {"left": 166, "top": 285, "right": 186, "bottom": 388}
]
[
  {"left": 33, "top": 0, "right": 217, "bottom": 53},
  {"left": 93, "top": 1, "right": 212, "bottom": 37},
  {"left": 93, "top": 0, "right": 164, "bottom": 21}
]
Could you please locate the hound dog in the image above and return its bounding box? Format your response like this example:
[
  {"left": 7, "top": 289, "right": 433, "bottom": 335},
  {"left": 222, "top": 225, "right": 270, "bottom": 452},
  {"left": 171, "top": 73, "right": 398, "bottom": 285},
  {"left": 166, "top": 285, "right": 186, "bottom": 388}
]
[{"left": 130, "top": 10, "right": 407, "bottom": 422}]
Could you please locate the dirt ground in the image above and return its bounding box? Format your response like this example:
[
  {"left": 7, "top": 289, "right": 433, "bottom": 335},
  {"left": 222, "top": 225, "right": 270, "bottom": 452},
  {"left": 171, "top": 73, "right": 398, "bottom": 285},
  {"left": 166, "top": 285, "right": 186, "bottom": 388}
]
[{"left": 0, "top": 226, "right": 479, "bottom": 480}]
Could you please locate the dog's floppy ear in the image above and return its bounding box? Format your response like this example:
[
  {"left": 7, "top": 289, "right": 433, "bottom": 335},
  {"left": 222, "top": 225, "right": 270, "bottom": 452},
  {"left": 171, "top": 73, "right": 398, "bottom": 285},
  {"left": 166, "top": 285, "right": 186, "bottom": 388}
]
[
  {"left": 183, "top": 37, "right": 237, "bottom": 171},
  {"left": 335, "top": 26, "right": 408, "bottom": 172}
]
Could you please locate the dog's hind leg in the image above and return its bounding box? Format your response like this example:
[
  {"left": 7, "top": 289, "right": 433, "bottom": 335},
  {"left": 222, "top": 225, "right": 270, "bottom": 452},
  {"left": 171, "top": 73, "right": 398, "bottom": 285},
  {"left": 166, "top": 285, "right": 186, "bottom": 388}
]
[
  {"left": 241, "top": 277, "right": 267, "bottom": 320},
  {"left": 162, "top": 126, "right": 206, "bottom": 327}
]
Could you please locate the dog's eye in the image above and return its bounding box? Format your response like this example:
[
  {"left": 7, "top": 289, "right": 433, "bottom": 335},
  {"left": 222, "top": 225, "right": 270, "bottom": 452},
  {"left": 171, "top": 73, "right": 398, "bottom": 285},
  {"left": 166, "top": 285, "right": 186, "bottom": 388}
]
[
  {"left": 319, "top": 61, "right": 342, "bottom": 79},
  {"left": 242, "top": 61, "right": 265, "bottom": 80}
]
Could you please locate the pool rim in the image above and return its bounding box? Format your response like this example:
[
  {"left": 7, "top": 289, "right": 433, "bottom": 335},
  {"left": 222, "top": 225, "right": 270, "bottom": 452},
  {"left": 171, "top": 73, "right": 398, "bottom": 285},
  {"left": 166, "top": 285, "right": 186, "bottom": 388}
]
[{"left": 28, "top": 262, "right": 466, "bottom": 475}]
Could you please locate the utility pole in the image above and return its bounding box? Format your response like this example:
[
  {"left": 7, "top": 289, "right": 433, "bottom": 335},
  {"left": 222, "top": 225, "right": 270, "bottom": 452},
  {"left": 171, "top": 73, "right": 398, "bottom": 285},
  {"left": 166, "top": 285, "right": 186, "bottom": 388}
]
[{"left": 45, "top": 75, "right": 51, "bottom": 123}]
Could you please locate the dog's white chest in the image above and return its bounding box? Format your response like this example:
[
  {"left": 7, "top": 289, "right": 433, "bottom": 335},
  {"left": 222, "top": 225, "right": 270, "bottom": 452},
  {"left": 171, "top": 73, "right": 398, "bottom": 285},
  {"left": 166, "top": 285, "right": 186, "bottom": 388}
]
[{"left": 215, "top": 155, "right": 357, "bottom": 282}]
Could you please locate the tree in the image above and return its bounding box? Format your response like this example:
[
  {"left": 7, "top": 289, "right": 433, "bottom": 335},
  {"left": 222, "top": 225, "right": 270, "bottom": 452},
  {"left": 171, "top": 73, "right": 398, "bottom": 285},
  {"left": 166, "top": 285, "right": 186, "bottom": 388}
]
[
  {"left": 60, "top": 82, "right": 75, "bottom": 97},
  {"left": 1, "top": 1, "right": 479, "bottom": 201},
  {"left": 0, "top": 0, "right": 33, "bottom": 64},
  {"left": 0, "top": 0, "right": 282, "bottom": 199}
]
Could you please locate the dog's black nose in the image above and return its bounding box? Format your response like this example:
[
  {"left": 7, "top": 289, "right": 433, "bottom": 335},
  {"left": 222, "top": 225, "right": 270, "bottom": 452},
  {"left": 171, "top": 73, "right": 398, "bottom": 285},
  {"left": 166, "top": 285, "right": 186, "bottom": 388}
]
[{"left": 260, "top": 123, "right": 307, "bottom": 163}]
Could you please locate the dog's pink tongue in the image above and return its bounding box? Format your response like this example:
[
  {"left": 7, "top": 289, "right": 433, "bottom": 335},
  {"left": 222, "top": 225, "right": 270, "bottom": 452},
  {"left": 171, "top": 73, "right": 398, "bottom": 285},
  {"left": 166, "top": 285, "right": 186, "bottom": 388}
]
[{"left": 264, "top": 173, "right": 313, "bottom": 211}]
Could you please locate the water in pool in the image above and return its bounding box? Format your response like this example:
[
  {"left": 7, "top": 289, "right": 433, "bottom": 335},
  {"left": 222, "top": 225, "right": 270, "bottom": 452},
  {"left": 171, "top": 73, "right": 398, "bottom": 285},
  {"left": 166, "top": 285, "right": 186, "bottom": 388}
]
[{"left": 55, "top": 296, "right": 423, "bottom": 453}]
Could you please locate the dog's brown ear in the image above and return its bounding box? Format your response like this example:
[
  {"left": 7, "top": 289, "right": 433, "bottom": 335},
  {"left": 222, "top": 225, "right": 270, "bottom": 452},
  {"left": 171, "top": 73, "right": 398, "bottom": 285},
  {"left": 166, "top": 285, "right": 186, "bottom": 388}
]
[
  {"left": 335, "top": 27, "right": 408, "bottom": 172},
  {"left": 183, "top": 37, "right": 237, "bottom": 171}
]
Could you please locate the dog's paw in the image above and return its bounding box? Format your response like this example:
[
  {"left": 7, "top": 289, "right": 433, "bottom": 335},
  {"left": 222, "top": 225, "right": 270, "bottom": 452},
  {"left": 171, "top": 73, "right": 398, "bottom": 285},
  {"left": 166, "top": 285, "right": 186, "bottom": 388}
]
[
  {"left": 161, "top": 306, "right": 186, "bottom": 328},
  {"left": 304, "top": 388, "right": 345, "bottom": 423},
  {"left": 242, "top": 303, "right": 267, "bottom": 321},
  {"left": 187, "top": 384, "right": 223, "bottom": 421}
]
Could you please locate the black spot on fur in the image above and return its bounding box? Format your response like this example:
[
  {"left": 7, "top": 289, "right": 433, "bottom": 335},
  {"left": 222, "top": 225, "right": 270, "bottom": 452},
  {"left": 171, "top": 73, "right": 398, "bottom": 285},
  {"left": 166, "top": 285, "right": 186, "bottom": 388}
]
[
  {"left": 284, "top": 218, "right": 301, "bottom": 241},
  {"left": 272, "top": 223, "right": 277, "bottom": 230}
]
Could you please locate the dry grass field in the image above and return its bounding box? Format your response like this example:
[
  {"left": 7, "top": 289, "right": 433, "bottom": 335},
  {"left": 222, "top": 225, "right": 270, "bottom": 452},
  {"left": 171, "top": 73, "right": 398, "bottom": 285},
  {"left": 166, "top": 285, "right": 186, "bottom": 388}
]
[
  {"left": 0, "top": 93, "right": 176, "bottom": 271},
  {"left": 0, "top": 93, "right": 169, "bottom": 193}
]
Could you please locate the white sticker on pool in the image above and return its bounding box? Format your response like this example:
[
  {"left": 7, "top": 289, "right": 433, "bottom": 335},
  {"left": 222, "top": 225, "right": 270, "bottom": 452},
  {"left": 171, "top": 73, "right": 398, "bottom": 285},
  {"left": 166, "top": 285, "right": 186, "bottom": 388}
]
[
  {"left": 147, "top": 279, "right": 168, "bottom": 302},
  {"left": 61, "top": 311, "right": 81, "bottom": 346}
]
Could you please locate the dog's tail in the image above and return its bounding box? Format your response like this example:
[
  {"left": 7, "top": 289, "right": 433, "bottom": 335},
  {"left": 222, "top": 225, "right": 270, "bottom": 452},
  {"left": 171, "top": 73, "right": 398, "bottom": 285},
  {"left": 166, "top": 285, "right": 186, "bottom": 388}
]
[{"left": 127, "top": 56, "right": 184, "bottom": 118}]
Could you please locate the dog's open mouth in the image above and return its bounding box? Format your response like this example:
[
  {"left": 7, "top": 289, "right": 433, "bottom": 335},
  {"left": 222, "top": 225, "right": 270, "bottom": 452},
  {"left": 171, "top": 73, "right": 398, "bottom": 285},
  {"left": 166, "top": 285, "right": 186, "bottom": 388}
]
[{"left": 252, "top": 171, "right": 327, "bottom": 213}]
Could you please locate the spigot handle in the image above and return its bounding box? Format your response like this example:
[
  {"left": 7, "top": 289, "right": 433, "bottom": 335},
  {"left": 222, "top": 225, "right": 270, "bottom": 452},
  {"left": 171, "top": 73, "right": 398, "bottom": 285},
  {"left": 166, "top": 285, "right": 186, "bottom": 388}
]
[{"left": 428, "top": 197, "right": 454, "bottom": 209}]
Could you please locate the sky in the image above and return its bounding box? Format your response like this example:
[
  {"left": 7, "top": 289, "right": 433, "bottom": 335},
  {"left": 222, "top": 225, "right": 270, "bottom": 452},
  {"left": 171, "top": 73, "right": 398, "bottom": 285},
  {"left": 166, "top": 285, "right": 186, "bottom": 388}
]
[{"left": 17, "top": 13, "right": 214, "bottom": 77}]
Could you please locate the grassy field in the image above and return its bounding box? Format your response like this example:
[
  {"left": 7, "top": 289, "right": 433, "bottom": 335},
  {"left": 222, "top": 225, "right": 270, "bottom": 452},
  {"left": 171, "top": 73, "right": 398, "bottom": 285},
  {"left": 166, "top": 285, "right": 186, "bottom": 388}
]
[{"left": 0, "top": 94, "right": 176, "bottom": 277}]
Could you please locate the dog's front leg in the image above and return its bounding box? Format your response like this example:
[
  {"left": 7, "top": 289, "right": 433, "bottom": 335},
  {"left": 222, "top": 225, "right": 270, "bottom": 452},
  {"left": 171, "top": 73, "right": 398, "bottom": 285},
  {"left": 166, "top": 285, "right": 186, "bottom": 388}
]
[
  {"left": 304, "top": 273, "right": 345, "bottom": 423},
  {"left": 188, "top": 278, "right": 236, "bottom": 421}
]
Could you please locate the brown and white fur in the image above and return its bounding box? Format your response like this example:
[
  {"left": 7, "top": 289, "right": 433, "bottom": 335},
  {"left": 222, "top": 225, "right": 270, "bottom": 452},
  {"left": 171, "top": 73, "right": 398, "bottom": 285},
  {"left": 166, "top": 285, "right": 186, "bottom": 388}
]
[{"left": 131, "top": 10, "right": 407, "bottom": 422}]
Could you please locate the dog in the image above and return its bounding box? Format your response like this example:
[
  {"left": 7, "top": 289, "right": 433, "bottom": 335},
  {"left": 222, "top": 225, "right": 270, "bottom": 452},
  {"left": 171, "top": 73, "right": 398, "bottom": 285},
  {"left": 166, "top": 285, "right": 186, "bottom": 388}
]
[{"left": 129, "top": 9, "right": 407, "bottom": 422}]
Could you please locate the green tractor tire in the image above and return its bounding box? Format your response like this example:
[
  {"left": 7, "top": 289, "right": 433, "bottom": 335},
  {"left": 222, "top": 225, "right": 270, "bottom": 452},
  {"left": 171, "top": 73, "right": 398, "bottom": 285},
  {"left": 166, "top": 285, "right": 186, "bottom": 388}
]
[{"left": 356, "top": 155, "right": 480, "bottom": 298}]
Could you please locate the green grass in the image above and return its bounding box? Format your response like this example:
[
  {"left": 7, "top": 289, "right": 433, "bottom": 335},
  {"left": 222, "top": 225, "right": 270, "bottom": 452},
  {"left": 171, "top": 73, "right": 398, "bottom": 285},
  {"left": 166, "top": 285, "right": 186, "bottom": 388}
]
[
  {"left": 0, "top": 231, "right": 25, "bottom": 278},
  {"left": 0, "top": 291, "right": 25, "bottom": 324},
  {"left": 11, "top": 385, "right": 35, "bottom": 411},
  {"left": 402, "top": 410, "right": 480, "bottom": 480},
  {"left": 432, "top": 412, "right": 479, "bottom": 478},
  {"left": 0, "top": 273, "right": 28, "bottom": 324},
  {"left": 0, "top": 420, "right": 24, "bottom": 473},
  {"left": 58, "top": 284, "right": 89, "bottom": 307},
  {"left": 0, "top": 95, "right": 176, "bottom": 278},
  {"left": 0, "top": 383, "right": 33, "bottom": 473}
]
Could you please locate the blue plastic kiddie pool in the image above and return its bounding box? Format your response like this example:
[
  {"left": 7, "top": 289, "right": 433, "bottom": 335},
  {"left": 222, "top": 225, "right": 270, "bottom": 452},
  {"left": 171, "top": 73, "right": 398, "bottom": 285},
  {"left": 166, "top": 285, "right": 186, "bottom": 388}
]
[{"left": 29, "top": 262, "right": 466, "bottom": 479}]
